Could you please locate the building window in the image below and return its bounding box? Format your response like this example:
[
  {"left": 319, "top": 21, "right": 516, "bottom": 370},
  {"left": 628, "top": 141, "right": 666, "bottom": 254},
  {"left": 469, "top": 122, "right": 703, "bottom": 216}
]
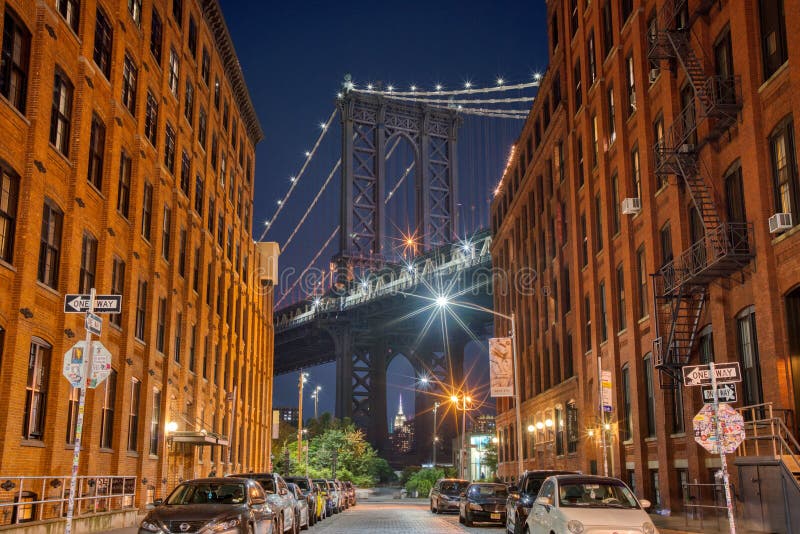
[
  {"left": 156, "top": 297, "right": 166, "bottom": 353},
  {"left": 195, "top": 176, "right": 204, "bottom": 216},
  {"left": 714, "top": 29, "right": 735, "bottom": 91},
  {"left": 591, "top": 114, "right": 599, "bottom": 168},
  {"left": 150, "top": 389, "right": 161, "bottom": 455},
  {"left": 141, "top": 182, "right": 153, "bottom": 240},
  {"left": 759, "top": 0, "right": 788, "bottom": 80},
  {"left": 110, "top": 257, "right": 125, "bottom": 327},
  {"left": 566, "top": 402, "right": 578, "bottom": 453},
  {"left": 208, "top": 197, "right": 215, "bottom": 234},
  {"left": 178, "top": 228, "right": 187, "bottom": 277},
  {"left": 616, "top": 264, "right": 626, "bottom": 332},
  {"left": 584, "top": 294, "right": 592, "bottom": 353},
  {"left": 150, "top": 8, "right": 162, "bottom": 65},
  {"left": 50, "top": 70, "right": 73, "bottom": 156},
  {"left": 601, "top": 1, "right": 613, "bottom": 57},
  {"left": 187, "top": 15, "right": 197, "bottom": 57},
  {"left": 164, "top": 123, "right": 176, "bottom": 173},
  {"left": 650, "top": 470, "right": 661, "bottom": 508},
  {"left": 99, "top": 369, "right": 117, "bottom": 449},
  {"left": 93, "top": 8, "right": 113, "bottom": 78},
  {"left": 672, "top": 383, "right": 685, "bottom": 433},
  {"left": 217, "top": 213, "right": 224, "bottom": 247},
  {"left": 128, "top": 0, "right": 142, "bottom": 26},
  {"left": 120, "top": 54, "right": 138, "bottom": 114},
  {"left": 184, "top": 79, "right": 194, "bottom": 125},
  {"left": 611, "top": 172, "right": 620, "bottom": 234},
  {"left": 57, "top": 0, "right": 80, "bottom": 33},
  {"left": 23, "top": 339, "right": 51, "bottom": 440},
  {"left": 211, "top": 133, "right": 218, "bottom": 170},
  {"left": 193, "top": 247, "right": 200, "bottom": 292},
  {"left": 637, "top": 246, "right": 648, "bottom": 319},
  {"left": 573, "top": 59, "right": 582, "bottom": 111},
  {"left": 563, "top": 266, "right": 571, "bottom": 312},
  {"left": 189, "top": 324, "right": 196, "bottom": 372},
  {"left": 587, "top": 31, "right": 597, "bottom": 85},
  {"left": 660, "top": 223, "right": 673, "bottom": 268},
  {"left": 117, "top": 152, "right": 132, "bottom": 218},
  {"left": 725, "top": 163, "right": 747, "bottom": 223},
  {"left": 770, "top": 117, "right": 798, "bottom": 218},
  {"left": 227, "top": 226, "right": 233, "bottom": 259},
  {"left": 168, "top": 48, "right": 179, "bottom": 96},
  {"left": 172, "top": 0, "right": 183, "bottom": 26},
  {"left": 598, "top": 280, "right": 608, "bottom": 341},
  {"left": 580, "top": 212, "right": 588, "bottom": 266},
  {"left": 78, "top": 232, "right": 97, "bottom": 293},
  {"left": 698, "top": 325, "right": 714, "bottom": 364},
  {"left": 607, "top": 86, "right": 616, "bottom": 144},
  {"left": 144, "top": 91, "right": 158, "bottom": 146},
  {"left": 1, "top": 8, "right": 31, "bottom": 114},
  {"left": 214, "top": 77, "right": 220, "bottom": 108},
  {"left": 625, "top": 53, "right": 636, "bottom": 116},
  {"left": 654, "top": 115, "right": 667, "bottom": 188},
  {"left": 621, "top": 365, "right": 632, "bottom": 442},
  {"left": 86, "top": 115, "right": 106, "bottom": 190},
  {"left": 644, "top": 352, "right": 656, "bottom": 437},
  {"left": 127, "top": 378, "right": 140, "bottom": 451},
  {"left": 180, "top": 150, "right": 190, "bottom": 195},
  {"left": 738, "top": 306, "right": 763, "bottom": 407},
  {"left": 174, "top": 312, "right": 182, "bottom": 364},
  {"left": 135, "top": 281, "right": 147, "bottom": 340},
  {"left": 594, "top": 193, "right": 603, "bottom": 252},
  {"left": 198, "top": 107, "right": 207, "bottom": 148},
  {"left": 162, "top": 205, "right": 171, "bottom": 261},
  {"left": 631, "top": 145, "right": 641, "bottom": 198},
  {"left": 66, "top": 386, "right": 79, "bottom": 444},
  {"left": 38, "top": 200, "right": 63, "bottom": 288},
  {"left": 576, "top": 136, "right": 584, "bottom": 186},
  {"left": 201, "top": 47, "right": 210, "bottom": 85},
  {"left": 0, "top": 163, "right": 20, "bottom": 263},
  {"left": 223, "top": 101, "right": 230, "bottom": 131}
]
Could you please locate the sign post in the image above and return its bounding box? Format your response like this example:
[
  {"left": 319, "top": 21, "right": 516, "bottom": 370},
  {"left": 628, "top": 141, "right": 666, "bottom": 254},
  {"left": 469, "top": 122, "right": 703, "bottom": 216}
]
[{"left": 710, "top": 362, "right": 737, "bottom": 534}]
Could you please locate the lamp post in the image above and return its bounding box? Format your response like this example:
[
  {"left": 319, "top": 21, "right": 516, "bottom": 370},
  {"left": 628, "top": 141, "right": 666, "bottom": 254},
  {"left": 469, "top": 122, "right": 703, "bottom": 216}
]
[
  {"left": 298, "top": 371, "right": 308, "bottom": 468},
  {"left": 432, "top": 401, "right": 440, "bottom": 466},
  {"left": 451, "top": 394, "right": 472, "bottom": 481},
  {"left": 435, "top": 297, "right": 524, "bottom": 478},
  {"left": 311, "top": 386, "right": 321, "bottom": 419}
]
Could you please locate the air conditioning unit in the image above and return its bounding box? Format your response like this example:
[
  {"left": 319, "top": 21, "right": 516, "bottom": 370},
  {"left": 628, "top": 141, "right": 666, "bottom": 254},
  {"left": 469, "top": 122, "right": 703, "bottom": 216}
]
[
  {"left": 649, "top": 68, "right": 659, "bottom": 83},
  {"left": 622, "top": 197, "right": 642, "bottom": 215},
  {"left": 678, "top": 144, "right": 695, "bottom": 154},
  {"left": 769, "top": 212, "right": 793, "bottom": 234}
]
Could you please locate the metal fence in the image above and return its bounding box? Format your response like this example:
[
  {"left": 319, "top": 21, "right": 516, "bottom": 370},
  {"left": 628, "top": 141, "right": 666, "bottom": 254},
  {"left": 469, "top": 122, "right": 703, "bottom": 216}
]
[{"left": 0, "top": 475, "right": 136, "bottom": 526}]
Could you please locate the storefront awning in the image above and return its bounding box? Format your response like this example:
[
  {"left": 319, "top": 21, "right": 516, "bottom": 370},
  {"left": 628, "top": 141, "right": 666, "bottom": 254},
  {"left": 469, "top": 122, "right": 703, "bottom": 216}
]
[{"left": 169, "top": 431, "right": 229, "bottom": 447}]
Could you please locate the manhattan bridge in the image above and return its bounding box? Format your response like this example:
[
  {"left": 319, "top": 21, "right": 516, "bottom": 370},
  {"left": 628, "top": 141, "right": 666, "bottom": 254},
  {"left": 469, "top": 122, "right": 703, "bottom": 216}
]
[{"left": 262, "top": 76, "right": 538, "bottom": 463}]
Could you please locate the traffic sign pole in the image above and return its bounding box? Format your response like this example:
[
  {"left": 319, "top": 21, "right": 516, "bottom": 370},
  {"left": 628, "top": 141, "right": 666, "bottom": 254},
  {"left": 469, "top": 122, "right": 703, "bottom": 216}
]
[
  {"left": 710, "top": 362, "right": 736, "bottom": 534},
  {"left": 64, "top": 289, "right": 96, "bottom": 534}
]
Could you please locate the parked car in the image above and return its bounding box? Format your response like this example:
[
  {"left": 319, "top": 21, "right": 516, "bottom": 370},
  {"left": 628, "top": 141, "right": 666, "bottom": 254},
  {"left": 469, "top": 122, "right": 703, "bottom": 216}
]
[
  {"left": 284, "top": 476, "right": 318, "bottom": 526},
  {"left": 334, "top": 480, "right": 348, "bottom": 510},
  {"left": 343, "top": 481, "right": 356, "bottom": 507},
  {"left": 139, "top": 477, "right": 276, "bottom": 534},
  {"left": 526, "top": 475, "right": 657, "bottom": 534},
  {"left": 506, "top": 470, "right": 577, "bottom": 534},
  {"left": 286, "top": 483, "right": 310, "bottom": 531},
  {"left": 327, "top": 479, "right": 343, "bottom": 513},
  {"left": 314, "top": 479, "right": 338, "bottom": 515},
  {"left": 458, "top": 483, "right": 509, "bottom": 527},
  {"left": 229, "top": 473, "right": 298, "bottom": 534},
  {"left": 313, "top": 480, "right": 331, "bottom": 518},
  {"left": 430, "top": 478, "right": 468, "bottom": 514}
]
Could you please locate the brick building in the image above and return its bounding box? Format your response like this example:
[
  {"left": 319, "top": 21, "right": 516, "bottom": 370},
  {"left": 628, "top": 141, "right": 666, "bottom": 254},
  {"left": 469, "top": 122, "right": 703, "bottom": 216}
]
[
  {"left": 0, "top": 0, "right": 277, "bottom": 507},
  {"left": 491, "top": 0, "right": 800, "bottom": 514}
]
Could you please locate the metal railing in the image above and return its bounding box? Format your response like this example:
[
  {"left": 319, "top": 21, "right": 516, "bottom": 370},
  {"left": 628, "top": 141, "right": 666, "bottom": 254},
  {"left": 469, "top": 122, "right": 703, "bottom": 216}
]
[
  {"left": 682, "top": 481, "right": 731, "bottom": 531},
  {"left": 736, "top": 403, "right": 800, "bottom": 465},
  {"left": 0, "top": 475, "right": 136, "bottom": 526}
]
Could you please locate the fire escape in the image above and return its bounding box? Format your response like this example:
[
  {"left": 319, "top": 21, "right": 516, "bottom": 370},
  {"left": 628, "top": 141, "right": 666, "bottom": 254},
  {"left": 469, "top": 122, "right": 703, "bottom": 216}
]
[{"left": 647, "top": 0, "right": 753, "bottom": 386}]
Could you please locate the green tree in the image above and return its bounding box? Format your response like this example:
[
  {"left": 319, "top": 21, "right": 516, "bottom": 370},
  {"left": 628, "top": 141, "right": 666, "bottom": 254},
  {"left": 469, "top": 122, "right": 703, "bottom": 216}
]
[
  {"left": 483, "top": 441, "right": 498, "bottom": 480},
  {"left": 405, "top": 468, "right": 446, "bottom": 497}
]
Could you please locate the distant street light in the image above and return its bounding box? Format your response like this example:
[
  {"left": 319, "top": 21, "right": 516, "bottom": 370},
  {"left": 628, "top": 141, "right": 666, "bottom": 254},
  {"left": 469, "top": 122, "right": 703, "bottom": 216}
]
[{"left": 451, "top": 394, "right": 474, "bottom": 480}]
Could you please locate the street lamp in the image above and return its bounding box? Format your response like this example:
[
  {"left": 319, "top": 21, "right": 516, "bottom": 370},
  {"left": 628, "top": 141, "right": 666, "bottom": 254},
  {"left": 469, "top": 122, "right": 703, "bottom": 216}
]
[
  {"left": 298, "top": 371, "right": 309, "bottom": 467},
  {"left": 432, "top": 401, "right": 440, "bottom": 466},
  {"left": 451, "top": 394, "right": 473, "bottom": 481},
  {"left": 435, "top": 297, "right": 524, "bottom": 478},
  {"left": 311, "top": 386, "right": 322, "bottom": 419}
]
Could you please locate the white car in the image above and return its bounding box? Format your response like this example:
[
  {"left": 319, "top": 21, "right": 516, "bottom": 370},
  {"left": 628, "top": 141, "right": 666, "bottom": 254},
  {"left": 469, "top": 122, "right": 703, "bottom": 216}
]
[{"left": 526, "top": 475, "right": 658, "bottom": 534}]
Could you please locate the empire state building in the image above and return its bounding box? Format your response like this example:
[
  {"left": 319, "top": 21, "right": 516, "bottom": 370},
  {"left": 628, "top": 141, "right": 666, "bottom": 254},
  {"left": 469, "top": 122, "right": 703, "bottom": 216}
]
[{"left": 392, "top": 395, "right": 407, "bottom": 432}]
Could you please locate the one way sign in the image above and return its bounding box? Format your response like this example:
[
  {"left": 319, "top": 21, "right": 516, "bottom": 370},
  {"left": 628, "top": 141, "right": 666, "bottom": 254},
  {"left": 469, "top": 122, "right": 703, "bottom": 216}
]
[
  {"left": 683, "top": 362, "right": 741, "bottom": 387},
  {"left": 64, "top": 294, "right": 122, "bottom": 314},
  {"left": 701, "top": 383, "right": 738, "bottom": 404}
]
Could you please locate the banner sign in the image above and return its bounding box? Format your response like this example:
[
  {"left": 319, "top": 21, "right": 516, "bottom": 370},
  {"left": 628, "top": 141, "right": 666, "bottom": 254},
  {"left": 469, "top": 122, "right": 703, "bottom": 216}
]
[
  {"left": 601, "top": 370, "right": 613, "bottom": 412},
  {"left": 489, "top": 337, "right": 514, "bottom": 397}
]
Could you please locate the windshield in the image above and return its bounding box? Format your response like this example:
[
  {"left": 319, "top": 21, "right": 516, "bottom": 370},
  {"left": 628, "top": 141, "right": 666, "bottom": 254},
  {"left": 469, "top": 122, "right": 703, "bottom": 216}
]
[
  {"left": 524, "top": 479, "right": 544, "bottom": 495},
  {"left": 558, "top": 482, "right": 639, "bottom": 509},
  {"left": 469, "top": 485, "right": 508, "bottom": 498},
  {"left": 440, "top": 481, "right": 467, "bottom": 494},
  {"left": 288, "top": 479, "right": 310, "bottom": 491},
  {"left": 166, "top": 483, "right": 246, "bottom": 505},
  {"left": 250, "top": 477, "right": 276, "bottom": 494}
]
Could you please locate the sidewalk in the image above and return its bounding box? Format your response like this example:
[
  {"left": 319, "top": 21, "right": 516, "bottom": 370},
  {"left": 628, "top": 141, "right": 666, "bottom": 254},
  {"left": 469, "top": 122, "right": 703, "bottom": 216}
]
[{"left": 651, "top": 513, "right": 730, "bottom": 534}]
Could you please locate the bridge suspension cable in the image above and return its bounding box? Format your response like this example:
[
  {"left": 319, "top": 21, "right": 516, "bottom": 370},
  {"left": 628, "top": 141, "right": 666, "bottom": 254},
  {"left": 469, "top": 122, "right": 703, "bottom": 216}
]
[
  {"left": 258, "top": 107, "right": 338, "bottom": 241},
  {"left": 377, "top": 95, "right": 534, "bottom": 105},
  {"left": 276, "top": 226, "right": 340, "bottom": 309},
  {"left": 352, "top": 80, "right": 539, "bottom": 97}
]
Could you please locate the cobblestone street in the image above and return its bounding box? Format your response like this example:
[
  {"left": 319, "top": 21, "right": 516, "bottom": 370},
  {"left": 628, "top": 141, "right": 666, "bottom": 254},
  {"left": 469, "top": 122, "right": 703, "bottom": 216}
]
[{"left": 311, "top": 501, "right": 504, "bottom": 533}]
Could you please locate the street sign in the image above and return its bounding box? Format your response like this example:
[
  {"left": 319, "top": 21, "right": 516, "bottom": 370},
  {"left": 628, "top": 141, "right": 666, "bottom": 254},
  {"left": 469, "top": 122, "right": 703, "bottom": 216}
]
[
  {"left": 63, "top": 341, "right": 89, "bottom": 388},
  {"left": 64, "top": 294, "right": 122, "bottom": 314},
  {"left": 702, "top": 383, "right": 738, "bottom": 404},
  {"left": 88, "top": 342, "right": 112, "bottom": 389},
  {"left": 601, "top": 370, "right": 613, "bottom": 412},
  {"left": 683, "top": 362, "right": 741, "bottom": 387},
  {"left": 693, "top": 403, "right": 745, "bottom": 454},
  {"left": 85, "top": 312, "right": 102, "bottom": 336}
]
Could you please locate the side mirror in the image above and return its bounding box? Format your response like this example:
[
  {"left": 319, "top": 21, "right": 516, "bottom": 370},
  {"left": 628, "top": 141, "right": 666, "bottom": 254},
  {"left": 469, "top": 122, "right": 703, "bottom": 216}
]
[
  {"left": 153, "top": 499, "right": 163, "bottom": 506},
  {"left": 639, "top": 499, "right": 651, "bottom": 509},
  {"left": 251, "top": 496, "right": 266, "bottom": 505},
  {"left": 535, "top": 496, "right": 552, "bottom": 507},
  {"left": 279, "top": 488, "right": 288, "bottom": 496}
]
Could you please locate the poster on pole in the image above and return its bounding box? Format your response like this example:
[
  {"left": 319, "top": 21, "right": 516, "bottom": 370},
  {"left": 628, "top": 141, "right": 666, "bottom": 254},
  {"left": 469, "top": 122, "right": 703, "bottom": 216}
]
[
  {"left": 601, "top": 370, "right": 613, "bottom": 412},
  {"left": 489, "top": 337, "right": 513, "bottom": 397}
]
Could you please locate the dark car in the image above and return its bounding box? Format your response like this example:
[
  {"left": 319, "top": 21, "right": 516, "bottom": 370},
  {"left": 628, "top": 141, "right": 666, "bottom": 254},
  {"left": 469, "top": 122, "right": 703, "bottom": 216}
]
[
  {"left": 430, "top": 478, "right": 468, "bottom": 514},
  {"left": 229, "top": 473, "right": 298, "bottom": 534},
  {"left": 139, "top": 477, "right": 275, "bottom": 534},
  {"left": 343, "top": 481, "right": 356, "bottom": 507},
  {"left": 284, "top": 476, "right": 317, "bottom": 526},
  {"left": 506, "top": 470, "right": 578, "bottom": 534},
  {"left": 458, "top": 483, "right": 509, "bottom": 527}
]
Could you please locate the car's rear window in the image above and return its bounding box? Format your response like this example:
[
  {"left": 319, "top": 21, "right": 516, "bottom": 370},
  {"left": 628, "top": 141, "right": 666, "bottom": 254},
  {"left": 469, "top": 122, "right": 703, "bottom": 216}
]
[
  {"left": 441, "top": 481, "right": 467, "bottom": 494},
  {"left": 469, "top": 484, "right": 508, "bottom": 498}
]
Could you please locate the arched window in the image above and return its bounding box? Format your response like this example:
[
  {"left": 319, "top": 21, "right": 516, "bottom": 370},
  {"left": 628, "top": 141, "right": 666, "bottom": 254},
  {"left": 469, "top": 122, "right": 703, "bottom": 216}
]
[{"left": 737, "top": 306, "right": 763, "bottom": 407}]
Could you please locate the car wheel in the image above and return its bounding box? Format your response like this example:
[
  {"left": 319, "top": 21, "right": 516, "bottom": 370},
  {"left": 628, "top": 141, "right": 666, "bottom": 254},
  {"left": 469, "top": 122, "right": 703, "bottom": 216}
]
[
  {"left": 247, "top": 523, "right": 254, "bottom": 534},
  {"left": 464, "top": 509, "right": 473, "bottom": 527},
  {"left": 513, "top": 513, "right": 524, "bottom": 534},
  {"left": 458, "top": 511, "right": 464, "bottom": 524}
]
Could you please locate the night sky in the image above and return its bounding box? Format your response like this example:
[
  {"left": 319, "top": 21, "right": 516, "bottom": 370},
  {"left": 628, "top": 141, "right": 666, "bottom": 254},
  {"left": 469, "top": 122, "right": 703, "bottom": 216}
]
[{"left": 222, "top": 0, "right": 549, "bottom": 425}]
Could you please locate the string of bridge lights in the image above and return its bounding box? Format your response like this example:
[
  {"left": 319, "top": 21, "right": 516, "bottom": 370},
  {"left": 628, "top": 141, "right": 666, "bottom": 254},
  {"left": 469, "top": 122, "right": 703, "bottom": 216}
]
[{"left": 275, "top": 226, "right": 341, "bottom": 308}]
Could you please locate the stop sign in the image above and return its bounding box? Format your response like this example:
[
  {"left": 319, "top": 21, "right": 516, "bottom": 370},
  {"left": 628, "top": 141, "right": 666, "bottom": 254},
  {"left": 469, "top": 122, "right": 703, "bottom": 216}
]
[{"left": 693, "top": 403, "right": 745, "bottom": 454}]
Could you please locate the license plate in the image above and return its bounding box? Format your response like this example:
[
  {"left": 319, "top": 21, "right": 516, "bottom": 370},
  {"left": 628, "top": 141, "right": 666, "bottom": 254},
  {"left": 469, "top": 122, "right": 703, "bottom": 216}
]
[{"left": 490, "top": 513, "right": 501, "bottom": 519}]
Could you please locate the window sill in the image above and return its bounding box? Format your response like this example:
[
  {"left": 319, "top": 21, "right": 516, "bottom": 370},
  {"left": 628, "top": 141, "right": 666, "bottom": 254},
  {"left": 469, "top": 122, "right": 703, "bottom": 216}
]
[
  {"left": 127, "top": 451, "right": 139, "bottom": 458},
  {"left": 149, "top": 454, "right": 159, "bottom": 460},
  {"left": 670, "top": 432, "right": 686, "bottom": 439},
  {"left": 49, "top": 143, "right": 74, "bottom": 167},
  {"left": 638, "top": 315, "right": 650, "bottom": 325},
  {"left": 758, "top": 62, "right": 789, "bottom": 94},
  {"left": 99, "top": 448, "right": 114, "bottom": 454},
  {"left": 36, "top": 281, "right": 62, "bottom": 298},
  {"left": 0, "top": 93, "right": 31, "bottom": 124},
  {"left": 0, "top": 258, "right": 16, "bottom": 273},
  {"left": 644, "top": 437, "right": 657, "bottom": 443},
  {"left": 21, "top": 439, "right": 46, "bottom": 448}
]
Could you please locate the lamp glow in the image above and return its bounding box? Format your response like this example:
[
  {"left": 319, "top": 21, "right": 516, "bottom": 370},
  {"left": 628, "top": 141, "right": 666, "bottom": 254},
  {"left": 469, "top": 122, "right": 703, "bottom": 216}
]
[
  {"left": 435, "top": 296, "right": 449, "bottom": 307},
  {"left": 545, "top": 418, "right": 553, "bottom": 428},
  {"left": 536, "top": 421, "right": 544, "bottom": 430},
  {"left": 527, "top": 424, "right": 535, "bottom": 433},
  {"left": 166, "top": 421, "right": 178, "bottom": 433},
  {"left": 450, "top": 395, "right": 459, "bottom": 403}
]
